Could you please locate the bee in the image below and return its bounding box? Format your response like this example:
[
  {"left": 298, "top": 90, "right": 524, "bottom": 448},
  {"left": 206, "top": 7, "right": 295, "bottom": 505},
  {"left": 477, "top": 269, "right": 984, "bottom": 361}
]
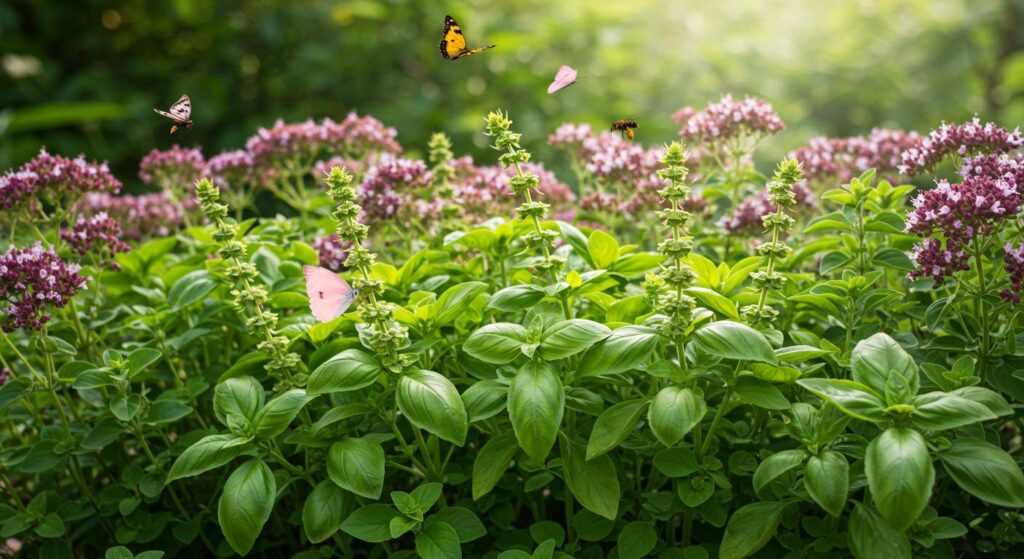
[
  {"left": 610, "top": 119, "right": 639, "bottom": 140},
  {"left": 153, "top": 94, "right": 193, "bottom": 134}
]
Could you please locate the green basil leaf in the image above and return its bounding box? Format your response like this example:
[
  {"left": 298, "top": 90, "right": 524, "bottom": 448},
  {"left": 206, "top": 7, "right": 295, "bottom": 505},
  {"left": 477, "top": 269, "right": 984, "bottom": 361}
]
[
  {"left": 734, "top": 376, "right": 791, "bottom": 410},
  {"left": 302, "top": 480, "right": 353, "bottom": 544},
  {"left": 167, "top": 434, "right": 251, "bottom": 482},
  {"left": 561, "top": 440, "right": 620, "bottom": 520},
  {"left": 865, "top": 428, "right": 933, "bottom": 531},
  {"left": 416, "top": 520, "right": 462, "bottom": 559},
  {"left": 461, "top": 380, "right": 507, "bottom": 423},
  {"left": 577, "top": 325, "right": 660, "bottom": 377},
  {"left": 647, "top": 387, "right": 706, "bottom": 447},
  {"left": 472, "top": 432, "right": 519, "bottom": 500},
  {"left": 463, "top": 323, "right": 530, "bottom": 365},
  {"left": 617, "top": 521, "right": 657, "bottom": 559},
  {"left": 848, "top": 503, "right": 911, "bottom": 559},
  {"left": 253, "top": 389, "right": 313, "bottom": 438},
  {"left": 214, "top": 376, "right": 264, "bottom": 425},
  {"left": 752, "top": 449, "right": 806, "bottom": 494},
  {"left": 851, "top": 333, "right": 918, "bottom": 395},
  {"left": 218, "top": 458, "right": 276, "bottom": 556},
  {"left": 340, "top": 504, "right": 401, "bottom": 543},
  {"left": 586, "top": 399, "right": 647, "bottom": 460},
  {"left": 397, "top": 370, "right": 468, "bottom": 445},
  {"left": 685, "top": 287, "right": 739, "bottom": 320},
  {"left": 540, "top": 319, "right": 612, "bottom": 360},
  {"left": 911, "top": 392, "right": 997, "bottom": 430},
  {"left": 168, "top": 270, "right": 217, "bottom": 310},
  {"left": 719, "top": 501, "right": 789, "bottom": 559},
  {"left": 307, "top": 349, "right": 383, "bottom": 395},
  {"left": 938, "top": 437, "right": 1024, "bottom": 508},
  {"left": 328, "top": 438, "right": 385, "bottom": 499},
  {"left": 804, "top": 450, "right": 849, "bottom": 517},
  {"left": 508, "top": 361, "right": 564, "bottom": 462},
  {"left": 429, "top": 507, "right": 486, "bottom": 543},
  {"left": 796, "top": 378, "right": 887, "bottom": 422},
  {"left": 433, "top": 281, "right": 488, "bottom": 326},
  {"left": 488, "top": 285, "right": 545, "bottom": 312},
  {"left": 691, "top": 321, "right": 776, "bottom": 364}
]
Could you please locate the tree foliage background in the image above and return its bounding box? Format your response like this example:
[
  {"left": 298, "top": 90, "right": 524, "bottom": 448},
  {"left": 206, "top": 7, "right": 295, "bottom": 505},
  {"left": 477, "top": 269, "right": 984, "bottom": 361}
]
[{"left": 1, "top": 0, "right": 1022, "bottom": 186}]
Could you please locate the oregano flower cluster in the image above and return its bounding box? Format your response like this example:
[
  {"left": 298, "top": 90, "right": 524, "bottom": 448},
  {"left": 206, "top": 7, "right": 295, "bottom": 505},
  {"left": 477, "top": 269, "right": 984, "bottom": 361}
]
[
  {"left": 742, "top": 159, "right": 803, "bottom": 327},
  {"left": 195, "top": 178, "right": 301, "bottom": 387}
]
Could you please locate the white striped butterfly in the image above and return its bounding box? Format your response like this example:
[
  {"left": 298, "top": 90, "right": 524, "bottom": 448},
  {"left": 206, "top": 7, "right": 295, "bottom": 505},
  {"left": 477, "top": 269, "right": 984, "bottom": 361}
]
[{"left": 153, "top": 94, "right": 193, "bottom": 134}]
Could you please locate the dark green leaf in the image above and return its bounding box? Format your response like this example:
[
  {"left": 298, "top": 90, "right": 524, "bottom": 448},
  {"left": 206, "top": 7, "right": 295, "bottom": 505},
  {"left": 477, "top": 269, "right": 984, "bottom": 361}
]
[
  {"left": 865, "top": 428, "right": 933, "bottom": 531},
  {"left": 218, "top": 459, "right": 276, "bottom": 556},
  {"left": 328, "top": 438, "right": 385, "bottom": 499},
  {"left": 691, "top": 321, "right": 776, "bottom": 364},
  {"left": 397, "top": 370, "right": 468, "bottom": 445},
  {"left": 938, "top": 437, "right": 1024, "bottom": 508},
  {"left": 307, "top": 349, "right": 382, "bottom": 395},
  {"left": 509, "top": 361, "right": 564, "bottom": 462},
  {"left": 577, "top": 325, "right": 660, "bottom": 377},
  {"left": 719, "top": 501, "right": 789, "bottom": 559},
  {"left": 586, "top": 399, "right": 647, "bottom": 459}
]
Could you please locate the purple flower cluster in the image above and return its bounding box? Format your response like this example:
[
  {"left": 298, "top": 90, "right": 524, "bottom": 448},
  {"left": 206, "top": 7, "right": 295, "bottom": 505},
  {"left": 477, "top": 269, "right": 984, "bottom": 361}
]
[
  {"left": 906, "top": 175, "right": 1022, "bottom": 285},
  {"left": 313, "top": 156, "right": 365, "bottom": 183},
  {"left": 906, "top": 176, "right": 1022, "bottom": 242},
  {"left": 0, "top": 149, "right": 120, "bottom": 210},
  {"left": 582, "top": 132, "right": 658, "bottom": 184},
  {"left": 207, "top": 150, "right": 256, "bottom": 190},
  {"left": 0, "top": 243, "right": 86, "bottom": 332},
  {"left": 959, "top": 153, "right": 1024, "bottom": 186},
  {"left": 450, "top": 157, "right": 574, "bottom": 222},
  {"left": 677, "top": 95, "right": 785, "bottom": 146},
  {"left": 719, "top": 182, "right": 816, "bottom": 235},
  {"left": 246, "top": 113, "right": 401, "bottom": 166},
  {"left": 1002, "top": 243, "right": 1024, "bottom": 303},
  {"left": 899, "top": 118, "right": 1023, "bottom": 176},
  {"left": 60, "top": 212, "right": 131, "bottom": 266},
  {"left": 790, "top": 128, "right": 922, "bottom": 184},
  {"left": 311, "top": 234, "right": 350, "bottom": 272},
  {"left": 78, "top": 192, "right": 185, "bottom": 240},
  {"left": 139, "top": 144, "right": 206, "bottom": 190},
  {"left": 358, "top": 154, "right": 432, "bottom": 224},
  {"left": 548, "top": 123, "right": 595, "bottom": 151},
  {"left": 580, "top": 192, "right": 621, "bottom": 213}
]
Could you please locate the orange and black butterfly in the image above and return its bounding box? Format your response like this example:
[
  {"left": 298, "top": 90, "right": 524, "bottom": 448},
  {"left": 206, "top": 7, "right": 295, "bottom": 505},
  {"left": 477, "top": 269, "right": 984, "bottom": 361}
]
[
  {"left": 439, "top": 15, "right": 495, "bottom": 60},
  {"left": 611, "top": 119, "right": 639, "bottom": 140},
  {"left": 153, "top": 94, "right": 193, "bottom": 134}
]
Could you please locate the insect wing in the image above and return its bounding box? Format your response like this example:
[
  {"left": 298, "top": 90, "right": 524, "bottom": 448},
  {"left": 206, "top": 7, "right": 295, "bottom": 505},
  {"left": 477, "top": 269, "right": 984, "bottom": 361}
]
[
  {"left": 169, "top": 95, "right": 191, "bottom": 120},
  {"left": 303, "top": 265, "right": 356, "bottom": 322},
  {"left": 547, "top": 65, "right": 578, "bottom": 94}
]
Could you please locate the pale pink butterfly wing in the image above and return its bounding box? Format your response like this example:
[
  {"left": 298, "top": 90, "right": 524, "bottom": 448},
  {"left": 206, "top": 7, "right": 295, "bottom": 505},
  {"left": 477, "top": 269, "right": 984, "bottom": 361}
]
[
  {"left": 547, "top": 65, "right": 578, "bottom": 94},
  {"left": 153, "top": 94, "right": 191, "bottom": 123},
  {"left": 303, "top": 265, "right": 357, "bottom": 322}
]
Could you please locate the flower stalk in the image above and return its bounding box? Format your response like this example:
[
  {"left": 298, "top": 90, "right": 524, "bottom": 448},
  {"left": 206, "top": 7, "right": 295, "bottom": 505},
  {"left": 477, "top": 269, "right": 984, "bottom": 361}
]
[
  {"left": 195, "top": 179, "right": 302, "bottom": 387},
  {"left": 323, "top": 167, "right": 411, "bottom": 373},
  {"left": 742, "top": 159, "right": 803, "bottom": 327},
  {"left": 643, "top": 142, "right": 698, "bottom": 364},
  {"left": 483, "top": 111, "right": 564, "bottom": 282}
]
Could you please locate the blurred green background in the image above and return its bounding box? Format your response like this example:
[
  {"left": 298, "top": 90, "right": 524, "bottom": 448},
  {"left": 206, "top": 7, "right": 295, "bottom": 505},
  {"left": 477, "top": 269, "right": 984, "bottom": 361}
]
[{"left": 2, "top": 0, "right": 1022, "bottom": 187}]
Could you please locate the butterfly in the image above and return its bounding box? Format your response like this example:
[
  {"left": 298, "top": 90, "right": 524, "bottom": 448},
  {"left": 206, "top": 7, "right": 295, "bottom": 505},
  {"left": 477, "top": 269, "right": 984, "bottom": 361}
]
[
  {"left": 547, "top": 65, "right": 578, "bottom": 94},
  {"left": 610, "top": 119, "right": 639, "bottom": 140},
  {"left": 153, "top": 94, "right": 193, "bottom": 134},
  {"left": 303, "top": 265, "right": 359, "bottom": 322},
  {"left": 439, "top": 15, "right": 495, "bottom": 60}
]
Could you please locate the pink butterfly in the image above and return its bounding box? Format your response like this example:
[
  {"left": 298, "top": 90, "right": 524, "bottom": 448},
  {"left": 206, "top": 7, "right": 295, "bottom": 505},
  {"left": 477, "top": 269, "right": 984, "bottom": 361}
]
[
  {"left": 547, "top": 65, "right": 578, "bottom": 94},
  {"left": 303, "top": 265, "right": 358, "bottom": 322}
]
